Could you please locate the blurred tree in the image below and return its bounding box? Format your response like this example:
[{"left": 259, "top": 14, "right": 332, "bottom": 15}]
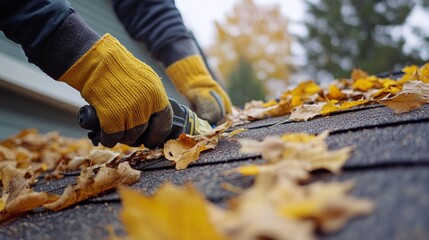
[
  {"left": 301, "top": 0, "right": 429, "bottom": 80},
  {"left": 207, "top": 0, "right": 293, "bottom": 99},
  {"left": 227, "top": 57, "right": 265, "bottom": 106}
]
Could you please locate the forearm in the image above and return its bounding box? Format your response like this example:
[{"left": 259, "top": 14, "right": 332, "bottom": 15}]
[
  {"left": 0, "top": 0, "right": 100, "bottom": 79},
  {"left": 112, "top": 0, "right": 199, "bottom": 66}
]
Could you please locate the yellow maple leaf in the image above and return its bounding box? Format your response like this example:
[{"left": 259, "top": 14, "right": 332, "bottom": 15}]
[
  {"left": 398, "top": 65, "right": 419, "bottom": 84},
  {"left": 419, "top": 63, "right": 429, "bottom": 83},
  {"left": 371, "top": 85, "right": 402, "bottom": 100},
  {"left": 321, "top": 100, "right": 369, "bottom": 115},
  {"left": 265, "top": 100, "right": 293, "bottom": 117},
  {"left": 262, "top": 99, "right": 279, "bottom": 108},
  {"left": 118, "top": 184, "right": 225, "bottom": 240},
  {"left": 352, "top": 77, "right": 378, "bottom": 92},
  {"left": 378, "top": 78, "right": 397, "bottom": 88},
  {"left": 327, "top": 84, "right": 346, "bottom": 100},
  {"left": 288, "top": 81, "right": 321, "bottom": 107}
]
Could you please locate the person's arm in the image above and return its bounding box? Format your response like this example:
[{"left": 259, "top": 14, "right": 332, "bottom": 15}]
[
  {"left": 112, "top": 0, "right": 196, "bottom": 65},
  {"left": 0, "top": 0, "right": 172, "bottom": 148},
  {"left": 113, "top": 0, "right": 232, "bottom": 124},
  {"left": 0, "top": 0, "right": 99, "bottom": 79}
]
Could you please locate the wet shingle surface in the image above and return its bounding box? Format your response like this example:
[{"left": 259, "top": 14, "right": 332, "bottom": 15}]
[{"left": 1, "top": 104, "right": 428, "bottom": 240}]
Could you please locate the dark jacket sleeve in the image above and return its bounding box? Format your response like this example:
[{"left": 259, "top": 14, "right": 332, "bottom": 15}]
[
  {"left": 0, "top": 0, "right": 100, "bottom": 79},
  {"left": 113, "top": 0, "right": 200, "bottom": 67}
]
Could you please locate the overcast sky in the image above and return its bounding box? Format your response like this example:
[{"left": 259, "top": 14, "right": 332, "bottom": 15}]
[{"left": 175, "top": 0, "right": 306, "bottom": 49}]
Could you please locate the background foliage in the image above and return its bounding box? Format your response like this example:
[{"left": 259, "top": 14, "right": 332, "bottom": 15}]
[
  {"left": 207, "top": 0, "right": 429, "bottom": 104},
  {"left": 208, "top": 0, "right": 293, "bottom": 103},
  {"left": 300, "top": 0, "right": 429, "bottom": 80}
]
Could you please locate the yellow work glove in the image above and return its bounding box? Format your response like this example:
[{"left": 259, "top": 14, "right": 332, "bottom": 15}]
[
  {"left": 60, "top": 34, "right": 172, "bottom": 148},
  {"left": 166, "top": 55, "right": 232, "bottom": 124}
]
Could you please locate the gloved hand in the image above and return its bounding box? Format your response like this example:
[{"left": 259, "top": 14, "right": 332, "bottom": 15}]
[
  {"left": 60, "top": 34, "right": 172, "bottom": 148},
  {"left": 166, "top": 55, "right": 232, "bottom": 124}
]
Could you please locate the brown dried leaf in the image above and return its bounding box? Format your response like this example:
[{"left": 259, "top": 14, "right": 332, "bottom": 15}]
[
  {"left": 0, "top": 168, "right": 58, "bottom": 222},
  {"left": 379, "top": 80, "right": 429, "bottom": 114},
  {"left": 164, "top": 122, "right": 232, "bottom": 170},
  {"left": 44, "top": 162, "right": 140, "bottom": 211},
  {"left": 164, "top": 137, "right": 208, "bottom": 170},
  {"left": 0, "top": 187, "right": 58, "bottom": 222},
  {"left": 211, "top": 174, "right": 316, "bottom": 240},
  {"left": 1, "top": 165, "right": 29, "bottom": 194},
  {"left": 290, "top": 103, "right": 324, "bottom": 121},
  {"left": 239, "top": 131, "right": 351, "bottom": 174},
  {"left": 90, "top": 149, "right": 120, "bottom": 165},
  {"left": 279, "top": 181, "right": 374, "bottom": 233},
  {"left": 0, "top": 145, "right": 15, "bottom": 160},
  {"left": 351, "top": 68, "right": 369, "bottom": 82}
]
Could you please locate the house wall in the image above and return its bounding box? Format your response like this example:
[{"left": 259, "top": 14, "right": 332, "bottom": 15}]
[
  {"left": 0, "top": 84, "right": 86, "bottom": 139},
  {"left": 0, "top": 0, "right": 186, "bottom": 140}
]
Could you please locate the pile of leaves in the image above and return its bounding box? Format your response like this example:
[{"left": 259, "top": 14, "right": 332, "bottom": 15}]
[
  {"left": 227, "top": 64, "right": 429, "bottom": 125},
  {"left": 118, "top": 132, "right": 374, "bottom": 240},
  {"left": 115, "top": 63, "right": 429, "bottom": 239},
  {"left": 0, "top": 123, "right": 232, "bottom": 223},
  {"left": 0, "top": 129, "right": 163, "bottom": 222}
]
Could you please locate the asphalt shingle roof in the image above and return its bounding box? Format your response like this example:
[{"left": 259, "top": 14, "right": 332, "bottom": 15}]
[{"left": 1, "top": 103, "right": 428, "bottom": 240}]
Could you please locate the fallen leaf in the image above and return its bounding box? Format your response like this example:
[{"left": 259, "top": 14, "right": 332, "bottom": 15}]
[
  {"left": 244, "top": 101, "right": 292, "bottom": 120},
  {"left": 0, "top": 145, "right": 15, "bottom": 160},
  {"left": 164, "top": 122, "right": 232, "bottom": 170},
  {"left": 327, "top": 85, "right": 346, "bottom": 100},
  {"left": 211, "top": 173, "right": 316, "bottom": 240},
  {"left": 351, "top": 68, "right": 369, "bottom": 82},
  {"left": 0, "top": 167, "right": 58, "bottom": 222},
  {"left": 398, "top": 65, "right": 419, "bottom": 84},
  {"left": 118, "top": 183, "right": 225, "bottom": 240},
  {"left": 420, "top": 63, "right": 429, "bottom": 83},
  {"left": 238, "top": 131, "right": 351, "bottom": 175},
  {"left": 89, "top": 149, "right": 121, "bottom": 165},
  {"left": 44, "top": 162, "right": 140, "bottom": 211},
  {"left": 224, "top": 161, "right": 311, "bottom": 182},
  {"left": 321, "top": 100, "right": 369, "bottom": 115},
  {"left": 265, "top": 100, "right": 293, "bottom": 117},
  {"left": 262, "top": 99, "right": 279, "bottom": 108},
  {"left": 352, "top": 78, "right": 377, "bottom": 92},
  {"left": 280, "top": 133, "right": 318, "bottom": 143},
  {"left": 66, "top": 156, "right": 89, "bottom": 171},
  {"left": 278, "top": 181, "right": 374, "bottom": 233},
  {"left": 288, "top": 81, "right": 321, "bottom": 107},
  {"left": 164, "top": 137, "right": 208, "bottom": 170},
  {"left": 379, "top": 80, "right": 429, "bottom": 114},
  {"left": 290, "top": 103, "right": 324, "bottom": 121},
  {"left": 222, "top": 128, "right": 248, "bottom": 138},
  {"left": 379, "top": 78, "right": 397, "bottom": 88}
]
